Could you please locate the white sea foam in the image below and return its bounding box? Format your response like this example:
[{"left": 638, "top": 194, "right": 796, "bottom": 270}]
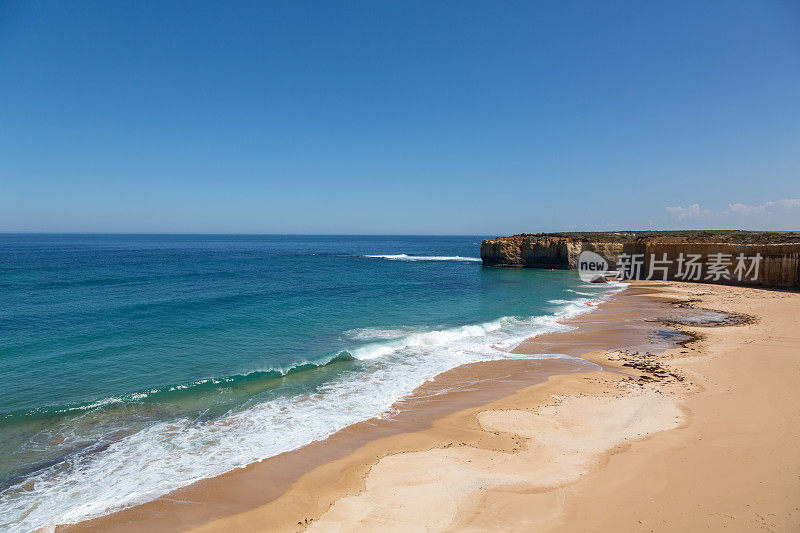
[
  {"left": 566, "top": 288, "right": 595, "bottom": 296},
  {"left": 549, "top": 298, "right": 589, "bottom": 305},
  {"left": 343, "top": 326, "right": 425, "bottom": 340},
  {"left": 0, "top": 284, "right": 625, "bottom": 532},
  {"left": 364, "top": 254, "right": 482, "bottom": 262}
]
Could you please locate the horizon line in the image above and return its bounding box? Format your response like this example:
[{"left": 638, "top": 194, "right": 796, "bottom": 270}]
[{"left": 0, "top": 232, "right": 499, "bottom": 237}]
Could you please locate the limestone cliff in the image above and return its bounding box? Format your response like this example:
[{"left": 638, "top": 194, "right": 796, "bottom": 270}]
[
  {"left": 480, "top": 235, "right": 624, "bottom": 269},
  {"left": 481, "top": 232, "right": 800, "bottom": 290}
]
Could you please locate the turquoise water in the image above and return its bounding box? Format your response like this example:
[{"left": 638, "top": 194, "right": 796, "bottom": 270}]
[{"left": 0, "top": 235, "right": 620, "bottom": 530}]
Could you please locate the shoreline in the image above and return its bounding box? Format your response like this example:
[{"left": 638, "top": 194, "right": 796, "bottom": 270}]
[
  {"left": 66, "top": 281, "right": 800, "bottom": 531},
  {"left": 63, "top": 358, "right": 595, "bottom": 533},
  {"left": 63, "top": 282, "right": 663, "bottom": 531}
]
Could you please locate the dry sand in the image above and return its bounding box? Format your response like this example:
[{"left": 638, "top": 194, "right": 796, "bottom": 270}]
[{"left": 69, "top": 281, "right": 800, "bottom": 532}]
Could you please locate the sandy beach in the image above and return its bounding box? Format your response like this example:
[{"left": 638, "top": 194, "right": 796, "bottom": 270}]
[{"left": 67, "top": 281, "right": 800, "bottom": 532}]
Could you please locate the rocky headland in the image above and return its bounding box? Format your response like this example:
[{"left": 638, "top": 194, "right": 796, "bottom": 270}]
[{"left": 481, "top": 231, "right": 800, "bottom": 289}]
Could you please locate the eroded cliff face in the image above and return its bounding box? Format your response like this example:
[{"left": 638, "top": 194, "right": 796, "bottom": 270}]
[
  {"left": 481, "top": 236, "right": 573, "bottom": 268},
  {"left": 639, "top": 242, "right": 800, "bottom": 289},
  {"left": 481, "top": 234, "right": 800, "bottom": 289},
  {"left": 480, "top": 236, "right": 624, "bottom": 269}
]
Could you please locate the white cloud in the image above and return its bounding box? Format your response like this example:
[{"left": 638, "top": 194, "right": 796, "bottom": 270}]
[
  {"left": 666, "top": 204, "right": 710, "bottom": 220},
  {"left": 728, "top": 198, "right": 800, "bottom": 215},
  {"left": 728, "top": 202, "right": 765, "bottom": 215},
  {"left": 766, "top": 198, "right": 800, "bottom": 209},
  {"left": 662, "top": 197, "right": 798, "bottom": 222}
]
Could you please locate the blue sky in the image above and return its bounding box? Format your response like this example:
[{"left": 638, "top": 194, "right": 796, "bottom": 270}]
[{"left": 1, "top": 0, "right": 798, "bottom": 234}]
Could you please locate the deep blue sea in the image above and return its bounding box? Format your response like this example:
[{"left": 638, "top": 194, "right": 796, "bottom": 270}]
[{"left": 0, "top": 234, "right": 622, "bottom": 530}]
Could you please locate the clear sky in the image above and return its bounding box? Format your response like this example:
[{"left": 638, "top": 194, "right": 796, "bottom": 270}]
[{"left": 1, "top": 0, "right": 799, "bottom": 234}]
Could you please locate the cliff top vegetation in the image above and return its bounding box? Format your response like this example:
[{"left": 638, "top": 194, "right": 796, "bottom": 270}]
[{"left": 490, "top": 231, "right": 800, "bottom": 245}]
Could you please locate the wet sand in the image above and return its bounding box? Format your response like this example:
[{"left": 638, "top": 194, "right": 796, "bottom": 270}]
[
  {"left": 63, "top": 358, "right": 593, "bottom": 533},
  {"left": 66, "top": 281, "right": 800, "bottom": 532}
]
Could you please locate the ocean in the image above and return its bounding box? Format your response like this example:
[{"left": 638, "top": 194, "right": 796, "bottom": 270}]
[{"left": 0, "top": 234, "right": 622, "bottom": 530}]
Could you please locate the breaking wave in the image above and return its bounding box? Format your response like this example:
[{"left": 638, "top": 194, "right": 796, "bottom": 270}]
[
  {"left": 0, "top": 286, "right": 625, "bottom": 532},
  {"left": 364, "top": 254, "right": 482, "bottom": 262}
]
